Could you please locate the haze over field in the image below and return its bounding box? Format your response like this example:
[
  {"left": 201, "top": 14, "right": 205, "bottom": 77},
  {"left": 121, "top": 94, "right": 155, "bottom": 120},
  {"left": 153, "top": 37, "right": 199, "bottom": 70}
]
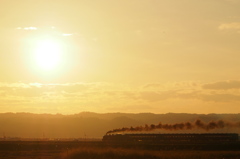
[
  {"left": 0, "top": 112, "right": 239, "bottom": 138},
  {"left": 1, "top": 0, "right": 240, "bottom": 114}
]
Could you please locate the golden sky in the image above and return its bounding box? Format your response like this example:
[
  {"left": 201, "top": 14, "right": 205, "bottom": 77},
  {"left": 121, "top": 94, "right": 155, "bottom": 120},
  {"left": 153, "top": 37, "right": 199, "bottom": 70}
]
[{"left": 0, "top": 0, "right": 240, "bottom": 114}]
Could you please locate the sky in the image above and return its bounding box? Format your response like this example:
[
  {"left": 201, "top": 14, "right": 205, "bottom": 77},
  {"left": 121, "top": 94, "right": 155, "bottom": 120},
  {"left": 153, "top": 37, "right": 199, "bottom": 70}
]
[{"left": 0, "top": 0, "right": 240, "bottom": 114}]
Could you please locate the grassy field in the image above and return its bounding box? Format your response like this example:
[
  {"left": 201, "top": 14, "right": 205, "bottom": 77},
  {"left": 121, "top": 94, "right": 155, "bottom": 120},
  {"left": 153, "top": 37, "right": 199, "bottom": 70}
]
[
  {"left": 1, "top": 148, "right": 240, "bottom": 159},
  {"left": 0, "top": 150, "right": 60, "bottom": 159},
  {"left": 0, "top": 141, "right": 240, "bottom": 159},
  {"left": 57, "top": 148, "right": 240, "bottom": 159}
]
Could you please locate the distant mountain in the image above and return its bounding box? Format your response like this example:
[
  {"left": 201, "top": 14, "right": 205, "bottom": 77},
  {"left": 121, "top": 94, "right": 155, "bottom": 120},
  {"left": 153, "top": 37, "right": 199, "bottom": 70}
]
[{"left": 0, "top": 112, "right": 239, "bottom": 138}]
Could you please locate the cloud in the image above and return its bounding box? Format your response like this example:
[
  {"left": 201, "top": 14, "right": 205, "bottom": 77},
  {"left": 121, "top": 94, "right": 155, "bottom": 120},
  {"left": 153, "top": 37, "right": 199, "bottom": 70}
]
[
  {"left": 224, "top": 0, "right": 240, "bottom": 3},
  {"left": 139, "top": 81, "right": 240, "bottom": 103},
  {"left": 218, "top": 22, "right": 240, "bottom": 30},
  {"left": 200, "top": 93, "right": 240, "bottom": 102},
  {"left": 0, "top": 83, "right": 45, "bottom": 97},
  {"left": 0, "top": 82, "right": 112, "bottom": 99},
  {"left": 62, "top": 33, "right": 73, "bottom": 36},
  {"left": 143, "top": 82, "right": 200, "bottom": 91},
  {"left": 202, "top": 80, "right": 240, "bottom": 90},
  {"left": 0, "top": 99, "right": 31, "bottom": 105},
  {"left": 16, "top": 27, "right": 38, "bottom": 30},
  {"left": 143, "top": 83, "right": 164, "bottom": 90},
  {"left": 1, "top": 81, "right": 240, "bottom": 113},
  {"left": 51, "top": 83, "right": 91, "bottom": 93},
  {"left": 15, "top": 26, "right": 75, "bottom": 37},
  {"left": 139, "top": 91, "right": 177, "bottom": 102},
  {"left": 139, "top": 90, "right": 240, "bottom": 103}
]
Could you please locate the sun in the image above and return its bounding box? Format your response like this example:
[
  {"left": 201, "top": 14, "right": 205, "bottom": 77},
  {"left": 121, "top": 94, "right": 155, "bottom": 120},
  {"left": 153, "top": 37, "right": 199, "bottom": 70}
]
[{"left": 34, "top": 38, "right": 63, "bottom": 71}]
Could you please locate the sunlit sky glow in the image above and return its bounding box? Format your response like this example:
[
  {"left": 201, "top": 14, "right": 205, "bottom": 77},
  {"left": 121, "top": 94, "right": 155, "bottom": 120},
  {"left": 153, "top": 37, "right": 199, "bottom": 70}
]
[
  {"left": 34, "top": 38, "right": 62, "bottom": 70},
  {"left": 0, "top": 0, "right": 240, "bottom": 114}
]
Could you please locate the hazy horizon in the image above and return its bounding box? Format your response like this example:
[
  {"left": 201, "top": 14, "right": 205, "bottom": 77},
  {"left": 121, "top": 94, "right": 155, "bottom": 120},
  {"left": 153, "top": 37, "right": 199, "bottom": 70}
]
[
  {"left": 1, "top": 0, "right": 240, "bottom": 114},
  {"left": 0, "top": 112, "right": 239, "bottom": 138},
  {"left": 0, "top": 111, "right": 240, "bottom": 115}
]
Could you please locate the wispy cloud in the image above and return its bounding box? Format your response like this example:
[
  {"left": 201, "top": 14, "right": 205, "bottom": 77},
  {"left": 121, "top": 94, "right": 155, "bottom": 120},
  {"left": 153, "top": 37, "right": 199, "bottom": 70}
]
[
  {"left": 16, "top": 27, "right": 38, "bottom": 30},
  {"left": 16, "top": 26, "right": 74, "bottom": 37},
  {"left": 202, "top": 80, "right": 240, "bottom": 90},
  {"left": 218, "top": 22, "right": 240, "bottom": 31},
  {"left": 1, "top": 81, "right": 240, "bottom": 113},
  {"left": 200, "top": 93, "right": 240, "bottom": 102},
  {"left": 224, "top": 0, "right": 240, "bottom": 3},
  {"left": 62, "top": 33, "right": 73, "bottom": 36}
]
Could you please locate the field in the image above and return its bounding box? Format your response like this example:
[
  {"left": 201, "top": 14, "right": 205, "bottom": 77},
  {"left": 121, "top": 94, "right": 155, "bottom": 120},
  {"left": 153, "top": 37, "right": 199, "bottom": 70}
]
[
  {"left": 58, "top": 148, "right": 240, "bottom": 159},
  {"left": 0, "top": 141, "right": 240, "bottom": 159}
]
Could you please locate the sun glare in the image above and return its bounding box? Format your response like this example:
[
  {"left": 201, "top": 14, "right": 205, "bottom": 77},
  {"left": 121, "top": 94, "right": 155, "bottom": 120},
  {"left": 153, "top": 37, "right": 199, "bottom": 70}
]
[{"left": 34, "top": 39, "right": 62, "bottom": 71}]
